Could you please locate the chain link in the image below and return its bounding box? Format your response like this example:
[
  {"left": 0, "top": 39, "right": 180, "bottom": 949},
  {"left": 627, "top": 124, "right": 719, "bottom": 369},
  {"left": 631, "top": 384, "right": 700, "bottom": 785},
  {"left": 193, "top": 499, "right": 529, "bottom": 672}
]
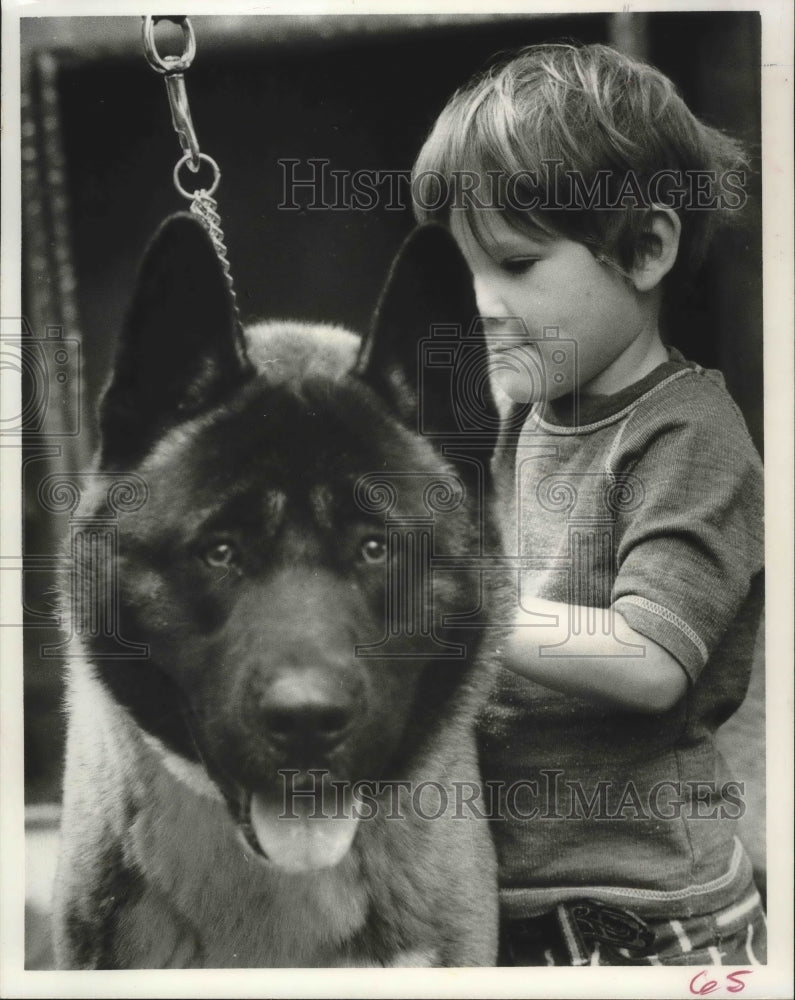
[
  {"left": 143, "top": 15, "right": 240, "bottom": 324},
  {"left": 190, "top": 190, "right": 239, "bottom": 316}
]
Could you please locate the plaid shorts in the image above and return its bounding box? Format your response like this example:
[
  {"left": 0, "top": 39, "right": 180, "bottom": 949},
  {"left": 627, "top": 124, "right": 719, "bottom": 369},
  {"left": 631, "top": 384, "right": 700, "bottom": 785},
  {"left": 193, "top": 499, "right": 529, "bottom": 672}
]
[{"left": 499, "top": 886, "right": 767, "bottom": 966}]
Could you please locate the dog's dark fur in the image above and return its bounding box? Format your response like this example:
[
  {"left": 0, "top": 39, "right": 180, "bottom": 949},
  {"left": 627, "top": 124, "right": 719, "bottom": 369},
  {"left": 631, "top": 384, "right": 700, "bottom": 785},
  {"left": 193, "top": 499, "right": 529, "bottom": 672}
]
[{"left": 53, "top": 216, "right": 503, "bottom": 968}]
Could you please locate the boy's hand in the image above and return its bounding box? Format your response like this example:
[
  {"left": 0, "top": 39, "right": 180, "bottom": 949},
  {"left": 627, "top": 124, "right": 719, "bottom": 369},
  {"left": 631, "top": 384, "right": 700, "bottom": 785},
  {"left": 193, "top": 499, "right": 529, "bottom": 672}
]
[{"left": 502, "top": 599, "right": 688, "bottom": 714}]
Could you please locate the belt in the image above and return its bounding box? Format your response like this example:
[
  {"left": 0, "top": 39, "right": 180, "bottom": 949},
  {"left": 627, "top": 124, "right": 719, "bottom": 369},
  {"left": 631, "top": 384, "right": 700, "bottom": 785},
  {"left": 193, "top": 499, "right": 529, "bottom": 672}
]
[{"left": 501, "top": 899, "right": 656, "bottom": 966}]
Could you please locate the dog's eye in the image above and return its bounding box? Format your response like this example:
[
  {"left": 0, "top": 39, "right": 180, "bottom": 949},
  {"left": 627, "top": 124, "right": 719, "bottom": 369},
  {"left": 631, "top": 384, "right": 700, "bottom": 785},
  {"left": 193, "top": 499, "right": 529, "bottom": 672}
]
[
  {"left": 360, "top": 536, "right": 387, "bottom": 564},
  {"left": 203, "top": 541, "right": 237, "bottom": 568}
]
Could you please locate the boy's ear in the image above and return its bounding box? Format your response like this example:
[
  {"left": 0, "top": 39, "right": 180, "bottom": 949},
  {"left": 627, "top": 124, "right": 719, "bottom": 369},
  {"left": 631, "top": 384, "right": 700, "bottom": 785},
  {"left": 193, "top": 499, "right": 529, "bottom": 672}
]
[
  {"left": 356, "top": 223, "right": 499, "bottom": 458},
  {"left": 630, "top": 207, "right": 682, "bottom": 293},
  {"left": 99, "top": 213, "right": 254, "bottom": 470}
]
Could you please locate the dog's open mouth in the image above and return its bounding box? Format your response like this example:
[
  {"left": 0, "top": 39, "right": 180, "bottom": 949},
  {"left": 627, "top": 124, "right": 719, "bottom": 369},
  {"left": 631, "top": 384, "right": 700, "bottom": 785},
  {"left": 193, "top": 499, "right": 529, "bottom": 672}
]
[{"left": 238, "top": 788, "right": 360, "bottom": 874}]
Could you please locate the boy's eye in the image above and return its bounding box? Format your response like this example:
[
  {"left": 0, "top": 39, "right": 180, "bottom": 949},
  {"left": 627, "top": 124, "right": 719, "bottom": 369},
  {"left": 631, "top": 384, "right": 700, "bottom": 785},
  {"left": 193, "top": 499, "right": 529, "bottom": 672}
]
[{"left": 500, "top": 257, "right": 538, "bottom": 275}]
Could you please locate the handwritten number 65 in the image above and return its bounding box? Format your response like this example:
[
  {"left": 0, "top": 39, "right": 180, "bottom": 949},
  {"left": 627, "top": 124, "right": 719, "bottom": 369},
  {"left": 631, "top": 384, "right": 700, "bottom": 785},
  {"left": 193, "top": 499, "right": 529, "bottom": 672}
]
[{"left": 689, "top": 970, "right": 753, "bottom": 995}]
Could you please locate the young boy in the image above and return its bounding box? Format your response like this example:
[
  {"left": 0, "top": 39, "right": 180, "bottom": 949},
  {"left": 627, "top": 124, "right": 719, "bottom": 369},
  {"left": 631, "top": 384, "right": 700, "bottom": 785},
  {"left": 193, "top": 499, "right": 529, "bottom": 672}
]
[{"left": 412, "top": 43, "right": 765, "bottom": 966}]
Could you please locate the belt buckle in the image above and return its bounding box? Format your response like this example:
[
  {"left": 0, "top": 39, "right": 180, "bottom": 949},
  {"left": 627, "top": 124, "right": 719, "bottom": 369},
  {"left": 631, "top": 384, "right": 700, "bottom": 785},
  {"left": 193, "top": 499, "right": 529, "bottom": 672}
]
[{"left": 563, "top": 899, "right": 655, "bottom": 959}]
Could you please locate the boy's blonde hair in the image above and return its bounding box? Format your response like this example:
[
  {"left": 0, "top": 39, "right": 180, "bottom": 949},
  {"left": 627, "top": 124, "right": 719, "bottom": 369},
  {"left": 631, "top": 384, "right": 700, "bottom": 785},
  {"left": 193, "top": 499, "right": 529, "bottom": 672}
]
[{"left": 412, "top": 43, "right": 747, "bottom": 281}]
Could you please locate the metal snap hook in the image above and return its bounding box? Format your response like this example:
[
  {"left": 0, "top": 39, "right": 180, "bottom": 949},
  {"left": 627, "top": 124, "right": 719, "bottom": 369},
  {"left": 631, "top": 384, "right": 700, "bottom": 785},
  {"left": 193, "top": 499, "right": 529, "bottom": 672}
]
[{"left": 142, "top": 16, "right": 196, "bottom": 75}]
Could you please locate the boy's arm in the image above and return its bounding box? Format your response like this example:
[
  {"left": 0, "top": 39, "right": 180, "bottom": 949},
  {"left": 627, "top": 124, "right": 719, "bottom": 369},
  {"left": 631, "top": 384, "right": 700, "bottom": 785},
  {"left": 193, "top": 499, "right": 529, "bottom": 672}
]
[
  {"left": 501, "top": 597, "right": 688, "bottom": 714},
  {"left": 501, "top": 377, "right": 764, "bottom": 716}
]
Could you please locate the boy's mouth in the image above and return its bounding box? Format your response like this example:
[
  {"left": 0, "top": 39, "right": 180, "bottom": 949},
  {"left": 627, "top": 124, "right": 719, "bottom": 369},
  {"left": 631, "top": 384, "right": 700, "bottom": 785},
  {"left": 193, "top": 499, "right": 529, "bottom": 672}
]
[
  {"left": 490, "top": 341, "right": 542, "bottom": 362},
  {"left": 491, "top": 341, "right": 533, "bottom": 354}
]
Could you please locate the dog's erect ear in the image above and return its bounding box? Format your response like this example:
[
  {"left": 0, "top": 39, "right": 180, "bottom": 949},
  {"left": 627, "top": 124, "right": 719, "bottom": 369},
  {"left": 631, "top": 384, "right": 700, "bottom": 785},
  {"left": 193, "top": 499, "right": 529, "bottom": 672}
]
[
  {"left": 99, "top": 213, "right": 254, "bottom": 469},
  {"left": 356, "top": 224, "right": 499, "bottom": 456}
]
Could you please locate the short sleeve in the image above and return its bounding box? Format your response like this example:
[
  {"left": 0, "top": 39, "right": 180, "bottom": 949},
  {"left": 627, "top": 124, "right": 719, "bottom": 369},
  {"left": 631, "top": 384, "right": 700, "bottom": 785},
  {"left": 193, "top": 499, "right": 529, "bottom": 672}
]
[{"left": 610, "top": 377, "right": 764, "bottom": 682}]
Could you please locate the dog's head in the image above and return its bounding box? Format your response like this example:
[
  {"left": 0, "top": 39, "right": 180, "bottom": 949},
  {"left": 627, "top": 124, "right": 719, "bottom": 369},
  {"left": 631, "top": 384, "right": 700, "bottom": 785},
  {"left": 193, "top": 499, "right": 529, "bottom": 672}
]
[{"left": 84, "top": 215, "right": 500, "bottom": 871}]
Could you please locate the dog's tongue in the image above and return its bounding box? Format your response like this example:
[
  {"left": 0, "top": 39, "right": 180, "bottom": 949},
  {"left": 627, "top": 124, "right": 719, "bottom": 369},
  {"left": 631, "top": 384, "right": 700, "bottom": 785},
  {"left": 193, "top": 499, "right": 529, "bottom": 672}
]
[{"left": 249, "top": 792, "right": 359, "bottom": 873}]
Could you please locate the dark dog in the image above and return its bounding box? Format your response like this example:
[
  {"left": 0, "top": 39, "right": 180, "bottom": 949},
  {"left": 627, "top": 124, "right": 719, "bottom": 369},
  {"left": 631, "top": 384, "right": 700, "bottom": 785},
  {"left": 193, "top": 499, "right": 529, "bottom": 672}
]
[{"left": 53, "top": 216, "right": 503, "bottom": 968}]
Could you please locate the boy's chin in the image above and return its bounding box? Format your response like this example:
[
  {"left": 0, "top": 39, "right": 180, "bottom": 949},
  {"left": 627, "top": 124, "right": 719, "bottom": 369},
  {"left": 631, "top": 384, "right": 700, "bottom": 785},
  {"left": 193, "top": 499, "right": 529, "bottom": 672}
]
[{"left": 491, "top": 368, "right": 571, "bottom": 405}]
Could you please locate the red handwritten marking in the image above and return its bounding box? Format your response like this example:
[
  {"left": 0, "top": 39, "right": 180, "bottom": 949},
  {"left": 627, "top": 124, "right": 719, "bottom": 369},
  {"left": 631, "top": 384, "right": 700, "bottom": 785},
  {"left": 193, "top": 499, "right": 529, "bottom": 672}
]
[{"left": 689, "top": 970, "right": 753, "bottom": 996}]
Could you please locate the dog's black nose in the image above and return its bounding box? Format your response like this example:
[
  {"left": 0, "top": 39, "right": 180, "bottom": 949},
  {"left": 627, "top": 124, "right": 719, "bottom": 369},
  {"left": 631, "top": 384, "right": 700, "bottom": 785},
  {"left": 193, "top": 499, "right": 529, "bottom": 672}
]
[{"left": 259, "top": 675, "right": 357, "bottom": 752}]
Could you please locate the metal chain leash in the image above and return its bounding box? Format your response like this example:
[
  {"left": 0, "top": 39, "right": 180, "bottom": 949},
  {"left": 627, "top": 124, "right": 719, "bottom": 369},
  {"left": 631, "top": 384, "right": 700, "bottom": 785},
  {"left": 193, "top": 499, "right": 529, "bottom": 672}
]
[{"left": 142, "top": 16, "right": 239, "bottom": 321}]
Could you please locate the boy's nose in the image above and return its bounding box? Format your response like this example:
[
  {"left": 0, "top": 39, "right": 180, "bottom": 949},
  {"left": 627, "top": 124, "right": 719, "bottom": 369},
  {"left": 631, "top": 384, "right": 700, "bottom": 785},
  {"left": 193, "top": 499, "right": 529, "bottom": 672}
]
[{"left": 473, "top": 276, "right": 509, "bottom": 318}]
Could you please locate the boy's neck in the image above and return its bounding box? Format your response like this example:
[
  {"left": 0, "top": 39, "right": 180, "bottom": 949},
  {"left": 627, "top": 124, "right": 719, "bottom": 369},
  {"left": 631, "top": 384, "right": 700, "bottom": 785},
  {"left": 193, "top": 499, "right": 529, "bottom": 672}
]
[
  {"left": 581, "top": 320, "right": 668, "bottom": 398},
  {"left": 539, "top": 344, "right": 688, "bottom": 430}
]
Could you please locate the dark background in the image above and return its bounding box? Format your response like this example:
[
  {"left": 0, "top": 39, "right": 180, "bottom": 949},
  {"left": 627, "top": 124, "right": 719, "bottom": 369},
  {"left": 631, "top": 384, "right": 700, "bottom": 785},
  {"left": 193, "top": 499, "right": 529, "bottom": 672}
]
[{"left": 21, "top": 11, "right": 762, "bottom": 808}]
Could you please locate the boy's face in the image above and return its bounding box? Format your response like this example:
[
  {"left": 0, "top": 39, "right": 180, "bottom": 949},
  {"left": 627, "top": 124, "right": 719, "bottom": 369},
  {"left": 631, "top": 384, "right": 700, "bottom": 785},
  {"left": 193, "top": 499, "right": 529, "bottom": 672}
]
[{"left": 449, "top": 210, "right": 654, "bottom": 404}]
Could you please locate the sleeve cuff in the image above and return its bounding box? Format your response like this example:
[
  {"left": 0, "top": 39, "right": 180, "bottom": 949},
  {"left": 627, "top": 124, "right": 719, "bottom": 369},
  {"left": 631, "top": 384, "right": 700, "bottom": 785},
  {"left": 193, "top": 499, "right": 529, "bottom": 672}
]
[{"left": 613, "top": 595, "right": 708, "bottom": 682}]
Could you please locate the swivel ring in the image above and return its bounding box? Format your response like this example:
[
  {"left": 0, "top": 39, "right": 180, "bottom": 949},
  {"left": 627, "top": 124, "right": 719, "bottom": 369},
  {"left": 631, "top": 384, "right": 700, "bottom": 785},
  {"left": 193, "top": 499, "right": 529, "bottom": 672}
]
[
  {"left": 143, "top": 16, "right": 196, "bottom": 75},
  {"left": 173, "top": 153, "right": 221, "bottom": 199}
]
